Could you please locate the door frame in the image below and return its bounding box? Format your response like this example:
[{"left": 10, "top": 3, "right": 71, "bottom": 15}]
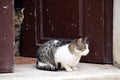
[
  {"left": 0, "top": 0, "right": 14, "bottom": 73},
  {"left": 113, "top": 0, "right": 120, "bottom": 68}
]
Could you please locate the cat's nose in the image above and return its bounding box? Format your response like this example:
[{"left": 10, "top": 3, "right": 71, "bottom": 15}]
[
  {"left": 84, "top": 50, "right": 89, "bottom": 56},
  {"left": 87, "top": 50, "right": 90, "bottom": 53}
]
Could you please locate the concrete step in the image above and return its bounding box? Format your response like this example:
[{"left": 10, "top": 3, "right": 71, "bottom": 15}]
[{"left": 0, "top": 63, "right": 120, "bottom": 80}]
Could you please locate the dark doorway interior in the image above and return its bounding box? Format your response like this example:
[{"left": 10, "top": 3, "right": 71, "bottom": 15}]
[
  {"left": 14, "top": 0, "right": 23, "bottom": 8},
  {"left": 14, "top": 0, "right": 24, "bottom": 56}
]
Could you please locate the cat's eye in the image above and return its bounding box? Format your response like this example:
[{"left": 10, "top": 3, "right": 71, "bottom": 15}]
[
  {"left": 81, "top": 48, "right": 85, "bottom": 51},
  {"left": 84, "top": 46, "right": 86, "bottom": 49},
  {"left": 77, "top": 47, "right": 86, "bottom": 51},
  {"left": 77, "top": 47, "right": 84, "bottom": 51}
]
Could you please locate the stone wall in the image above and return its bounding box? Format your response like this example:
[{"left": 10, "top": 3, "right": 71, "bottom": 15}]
[{"left": 113, "top": 0, "right": 120, "bottom": 68}]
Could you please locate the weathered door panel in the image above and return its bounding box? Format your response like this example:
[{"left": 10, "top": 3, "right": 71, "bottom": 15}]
[
  {"left": 21, "top": 0, "right": 37, "bottom": 57},
  {"left": 0, "top": 0, "right": 14, "bottom": 73},
  {"left": 36, "top": 0, "right": 83, "bottom": 43},
  {"left": 81, "top": 0, "right": 105, "bottom": 63}
]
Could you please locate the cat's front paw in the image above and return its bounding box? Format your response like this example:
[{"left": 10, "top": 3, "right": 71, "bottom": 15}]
[
  {"left": 66, "top": 68, "right": 73, "bottom": 72},
  {"left": 72, "top": 67, "right": 78, "bottom": 71}
]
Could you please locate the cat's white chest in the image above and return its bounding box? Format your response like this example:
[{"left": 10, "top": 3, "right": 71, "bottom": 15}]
[{"left": 55, "top": 44, "right": 81, "bottom": 67}]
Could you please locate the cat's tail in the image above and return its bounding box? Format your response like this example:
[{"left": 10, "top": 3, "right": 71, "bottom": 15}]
[{"left": 36, "top": 60, "right": 58, "bottom": 71}]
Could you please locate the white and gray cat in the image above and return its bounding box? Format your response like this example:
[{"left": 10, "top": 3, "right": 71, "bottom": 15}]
[{"left": 36, "top": 38, "right": 89, "bottom": 71}]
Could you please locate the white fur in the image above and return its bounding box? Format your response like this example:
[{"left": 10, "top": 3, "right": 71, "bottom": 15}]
[
  {"left": 54, "top": 44, "right": 89, "bottom": 71},
  {"left": 37, "top": 61, "right": 54, "bottom": 68},
  {"left": 38, "top": 61, "right": 47, "bottom": 66},
  {"left": 54, "top": 40, "right": 59, "bottom": 44}
]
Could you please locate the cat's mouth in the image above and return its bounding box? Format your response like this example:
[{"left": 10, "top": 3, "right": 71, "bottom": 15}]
[{"left": 81, "top": 50, "right": 89, "bottom": 56}]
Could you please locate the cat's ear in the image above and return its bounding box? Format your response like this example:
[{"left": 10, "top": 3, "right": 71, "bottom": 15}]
[
  {"left": 83, "top": 37, "right": 88, "bottom": 43},
  {"left": 21, "top": 8, "right": 25, "bottom": 13},
  {"left": 83, "top": 37, "right": 89, "bottom": 44},
  {"left": 77, "top": 38, "right": 83, "bottom": 45}
]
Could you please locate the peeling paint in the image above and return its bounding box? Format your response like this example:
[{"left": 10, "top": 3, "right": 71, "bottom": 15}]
[
  {"left": 26, "top": 27, "right": 29, "bottom": 30},
  {"left": 0, "top": 36, "right": 7, "bottom": 40},
  {"left": 88, "top": 14, "right": 91, "bottom": 17},
  {"left": 74, "top": 24, "right": 77, "bottom": 27},
  {"left": 88, "top": 6, "right": 91, "bottom": 11},
  {"left": 26, "top": 24, "right": 29, "bottom": 26},
  {"left": 49, "top": 20, "right": 51, "bottom": 23},
  {"left": 29, "top": 13, "right": 32, "bottom": 15},
  {"left": 13, "top": 42, "right": 15, "bottom": 46},
  {"left": 46, "top": 9, "right": 49, "bottom": 12},
  {"left": 3, "top": 5, "right": 9, "bottom": 13},
  {"left": 12, "top": 0, "right": 14, "bottom": 4},
  {"left": 3, "top": 37, "right": 6, "bottom": 40},
  {"left": 51, "top": 24, "right": 54, "bottom": 31},
  {"left": 70, "top": 24, "right": 77, "bottom": 27},
  {"left": 100, "top": 17, "right": 103, "bottom": 21},
  {"left": 94, "top": 53, "right": 98, "bottom": 55},
  {"left": 71, "top": 24, "right": 74, "bottom": 26},
  {"left": 26, "top": 26, "right": 31, "bottom": 29},
  {"left": 34, "top": 11, "right": 36, "bottom": 17},
  {"left": 3, "top": 5, "right": 9, "bottom": 9}
]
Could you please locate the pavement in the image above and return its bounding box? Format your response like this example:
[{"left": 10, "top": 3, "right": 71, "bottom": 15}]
[{"left": 0, "top": 63, "right": 120, "bottom": 80}]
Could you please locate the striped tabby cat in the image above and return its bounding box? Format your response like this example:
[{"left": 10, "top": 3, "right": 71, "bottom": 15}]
[
  {"left": 36, "top": 38, "right": 89, "bottom": 71},
  {"left": 14, "top": 8, "right": 24, "bottom": 56}
]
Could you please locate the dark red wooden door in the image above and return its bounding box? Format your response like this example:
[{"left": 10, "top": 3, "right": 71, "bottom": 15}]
[
  {"left": 0, "top": 0, "right": 14, "bottom": 73},
  {"left": 22, "top": 0, "right": 113, "bottom": 63}
]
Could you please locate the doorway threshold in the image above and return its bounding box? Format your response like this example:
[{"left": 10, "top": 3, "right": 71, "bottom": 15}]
[{"left": 0, "top": 57, "right": 120, "bottom": 80}]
